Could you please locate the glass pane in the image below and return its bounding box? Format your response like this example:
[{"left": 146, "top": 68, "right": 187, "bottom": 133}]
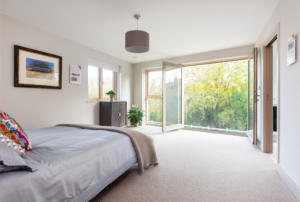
[
  {"left": 166, "top": 68, "right": 182, "bottom": 126},
  {"left": 88, "top": 66, "right": 99, "bottom": 98},
  {"left": 148, "top": 71, "right": 162, "bottom": 95},
  {"left": 102, "top": 69, "right": 113, "bottom": 98},
  {"left": 248, "top": 58, "right": 254, "bottom": 140},
  {"left": 147, "top": 98, "right": 162, "bottom": 125},
  {"left": 184, "top": 92, "right": 247, "bottom": 133},
  {"left": 183, "top": 60, "right": 248, "bottom": 135}
]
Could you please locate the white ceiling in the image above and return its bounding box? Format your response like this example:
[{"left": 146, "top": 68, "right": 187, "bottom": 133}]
[{"left": 0, "top": 0, "right": 280, "bottom": 64}]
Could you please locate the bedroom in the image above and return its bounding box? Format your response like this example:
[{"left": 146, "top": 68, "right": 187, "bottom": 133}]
[{"left": 0, "top": 0, "right": 300, "bottom": 202}]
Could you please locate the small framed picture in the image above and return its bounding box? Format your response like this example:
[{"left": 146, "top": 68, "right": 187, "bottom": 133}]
[
  {"left": 14, "top": 45, "right": 62, "bottom": 89},
  {"left": 287, "top": 34, "right": 296, "bottom": 66},
  {"left": 70, "top": 64, "right": 81, "bottom": 84}
]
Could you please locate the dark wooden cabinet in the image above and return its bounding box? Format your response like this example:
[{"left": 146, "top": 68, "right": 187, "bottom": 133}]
[{"left": 99, "top": 101, "right": 127, "bottom": 127}]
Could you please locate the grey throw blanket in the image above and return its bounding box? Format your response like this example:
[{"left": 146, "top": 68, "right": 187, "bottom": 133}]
[{"left": 56, "top": 124, "right": 158, "bottom": 173}]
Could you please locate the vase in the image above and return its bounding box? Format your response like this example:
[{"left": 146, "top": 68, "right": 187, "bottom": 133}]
[
  {"left": 110, "top": 97, "right": 113, "bottom": 102},
  {"left": 134, "top": 123, "right": 138, "bottom": 127}
]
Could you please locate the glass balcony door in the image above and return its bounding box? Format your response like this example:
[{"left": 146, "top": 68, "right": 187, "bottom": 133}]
[
  {"left": 162, "top": 62, "right": 184, "bottom": 132},
  {"left": 247, "top": 48, "right": 258, "bottom": 144}
]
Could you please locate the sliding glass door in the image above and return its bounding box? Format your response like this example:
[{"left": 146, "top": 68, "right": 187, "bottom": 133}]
[{"left": 162, "top": 62, "right": 184, "bottom": 132}]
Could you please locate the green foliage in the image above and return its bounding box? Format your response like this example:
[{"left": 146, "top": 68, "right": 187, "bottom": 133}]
[
  {"left": 106, "top": 90, "right": 116, "bottom": 98},
  {"left": 147, "top": 99, "right": 162, "bottom": 123},
  {"left": 184, "top": 60, "right": 248, "bottom": 131},
  {"left": 88, "top": 77, "right": 98, "bottom": 98},
  {"left": 128, "top": 107, "right": 146, "bottom": 123},
  {"left": 146, "top": 60, "right": 249, "bottom": 132},
  {"left": 147, "top": 72, "right": 163, "bottom": 123}
]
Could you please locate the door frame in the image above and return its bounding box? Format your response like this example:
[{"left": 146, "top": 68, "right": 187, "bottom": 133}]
[
  {"left": 254, "top": 48, "right": 258, "bottom": 145},
  {"left": 263, "top": 45, "right": 273, "bottom": 153},
  {"left": 260, "top": 23, "right": 280, "bottom": 163}
]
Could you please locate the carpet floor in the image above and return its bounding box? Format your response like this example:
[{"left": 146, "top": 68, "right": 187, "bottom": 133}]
[{"left": 91, "top": 126, "right": 297, "bottom": 202}]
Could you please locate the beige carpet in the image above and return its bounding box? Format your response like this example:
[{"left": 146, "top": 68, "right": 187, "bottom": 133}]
[{"left": 91, "top": 126, "right": 297, "bottom": 202}]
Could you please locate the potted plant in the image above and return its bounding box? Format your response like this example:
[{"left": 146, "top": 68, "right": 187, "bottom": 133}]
[
  {"left": 106, "top": 90, "right": 116, "bottom": 101},
  {"left": 127, "top": 107, "right": 146, "bottom": 127}
]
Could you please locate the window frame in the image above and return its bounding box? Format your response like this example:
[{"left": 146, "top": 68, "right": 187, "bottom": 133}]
[
  {"left": 145, "top": 68, "right": 162, "bottom": 126},
  {"left": 88, "top": 67, "right": 118, "bottom": 101}
]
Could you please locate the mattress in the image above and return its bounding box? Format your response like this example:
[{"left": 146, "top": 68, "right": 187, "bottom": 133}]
[{"left": 0, "top": 126, "right": 137, "bottom": 202}]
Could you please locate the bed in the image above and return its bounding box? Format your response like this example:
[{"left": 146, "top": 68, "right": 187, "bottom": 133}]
[{"left": 0, "top": 125, "right": 157, "bottom": 202}]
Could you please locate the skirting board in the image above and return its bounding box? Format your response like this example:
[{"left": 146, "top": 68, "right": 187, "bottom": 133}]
[{"left": 277, "top": 164, "right": 300, "bottom": 201}]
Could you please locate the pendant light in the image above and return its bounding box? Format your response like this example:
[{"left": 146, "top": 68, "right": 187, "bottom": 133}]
[{"left": 125, "top": 14, "right": 149, "bottom": 53}]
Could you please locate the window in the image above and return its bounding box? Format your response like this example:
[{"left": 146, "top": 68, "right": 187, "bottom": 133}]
[
  {"left": 145, "top": 68, "right": 162, "bottom": 125},
  {"left": 183, "top": 59, "right": 249, "bottom": 134},
  {"left": 88, "top": 66, "right": 117, "bottom": 101},
  {"left": 145, "top": 58, "right": 249, "bottom": 135},
  {"left": 102, "top": 69, "right": 114, "bottom": 99}
]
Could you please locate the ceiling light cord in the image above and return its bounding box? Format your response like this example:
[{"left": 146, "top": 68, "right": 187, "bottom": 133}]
[{"left": 134, "top": 14, "right": 140, "bottom": 30}]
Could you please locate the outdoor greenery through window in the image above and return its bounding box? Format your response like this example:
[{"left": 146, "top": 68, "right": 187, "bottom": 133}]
[
  {"left": 88, "top": 66, "right": 117, "bottom": 101},
  {"left": 147, "top": 98, "right": 162, "bottom": 124},
  {"left": 146, "top": 69, "right": 162, "bottom": 125},
  {"left": 146, "top": 59, "right": 249, "bottom": 134},
  {"left": 88, "top": 66, "right": 99, "bottom": 98},
  {"left": 102, "top": 69, "right": 113, "bottom": 99},
  {"left": 148, "top": 71, "right": 162, "bottom": 95},
  {"left": 184, "top": 60, "right": 248, "bottom": 134}
]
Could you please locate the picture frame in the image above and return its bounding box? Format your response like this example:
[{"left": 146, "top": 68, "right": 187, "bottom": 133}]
[
  {"left": 70, "top": 64, "right": 81, "bottom": 84},
  {"left": 14, "top": 45, "right": 62, "bottom": 89},
  {"left": 287, "top": 34, "right": 296, "bottom": 66}
]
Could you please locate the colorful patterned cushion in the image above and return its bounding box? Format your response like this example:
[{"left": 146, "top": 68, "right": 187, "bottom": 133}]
[
  {"left": 0, "top": 134, "right": 25, "bottom": 156},
  {"left": 0, "top": 110, "right": 32, "bottom": 151}
]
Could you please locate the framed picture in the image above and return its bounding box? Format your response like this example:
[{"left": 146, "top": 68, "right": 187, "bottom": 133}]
[
  {"left": 287, "top": 34, "right": 296, "bottom": 66},
  {"left": 70, "top": 64, "right": 81, "bottom": 84},
  {"left": 14, "top": 45, "right": 62, "bottom": 89}
]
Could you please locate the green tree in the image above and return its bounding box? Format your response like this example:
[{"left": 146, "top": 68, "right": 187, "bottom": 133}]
[{"left": 184, "top": 60, "right": 248, "bottom": 131}]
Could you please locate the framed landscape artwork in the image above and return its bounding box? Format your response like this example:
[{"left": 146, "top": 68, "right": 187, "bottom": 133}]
[{"left": 14, "top": 45, "right": 62, "bottom": 89}]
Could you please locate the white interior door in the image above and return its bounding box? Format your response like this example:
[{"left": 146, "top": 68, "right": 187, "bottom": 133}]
[{"left": 162, "top": 62, "right": 184, "bottom": 132}]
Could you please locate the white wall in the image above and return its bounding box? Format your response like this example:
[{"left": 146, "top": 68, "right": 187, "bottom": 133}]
[
  {"left": 0, "top": 14, "right": 133, "bottom": 130},
  {"left": 254, "top": 0, "right": 300, "bottom": 200},
  {"left": 132, "top": 45, "right": 254, "bottom": 115}
]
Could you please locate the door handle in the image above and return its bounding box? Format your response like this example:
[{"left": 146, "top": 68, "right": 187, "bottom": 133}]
[
  {"left": 255, "top": 91, "right": 260, "bottom": 102},
  {"left": 267, "top": 93, "right": 269, "bottom": 101}
]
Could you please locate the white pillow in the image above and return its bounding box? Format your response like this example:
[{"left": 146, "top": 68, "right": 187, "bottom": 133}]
[
  {"left": 0, "top": 144, "right": 37, "bottom": 173},
  {"left": 0, "top": 134, "right": 25, "bottom": 156}
]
